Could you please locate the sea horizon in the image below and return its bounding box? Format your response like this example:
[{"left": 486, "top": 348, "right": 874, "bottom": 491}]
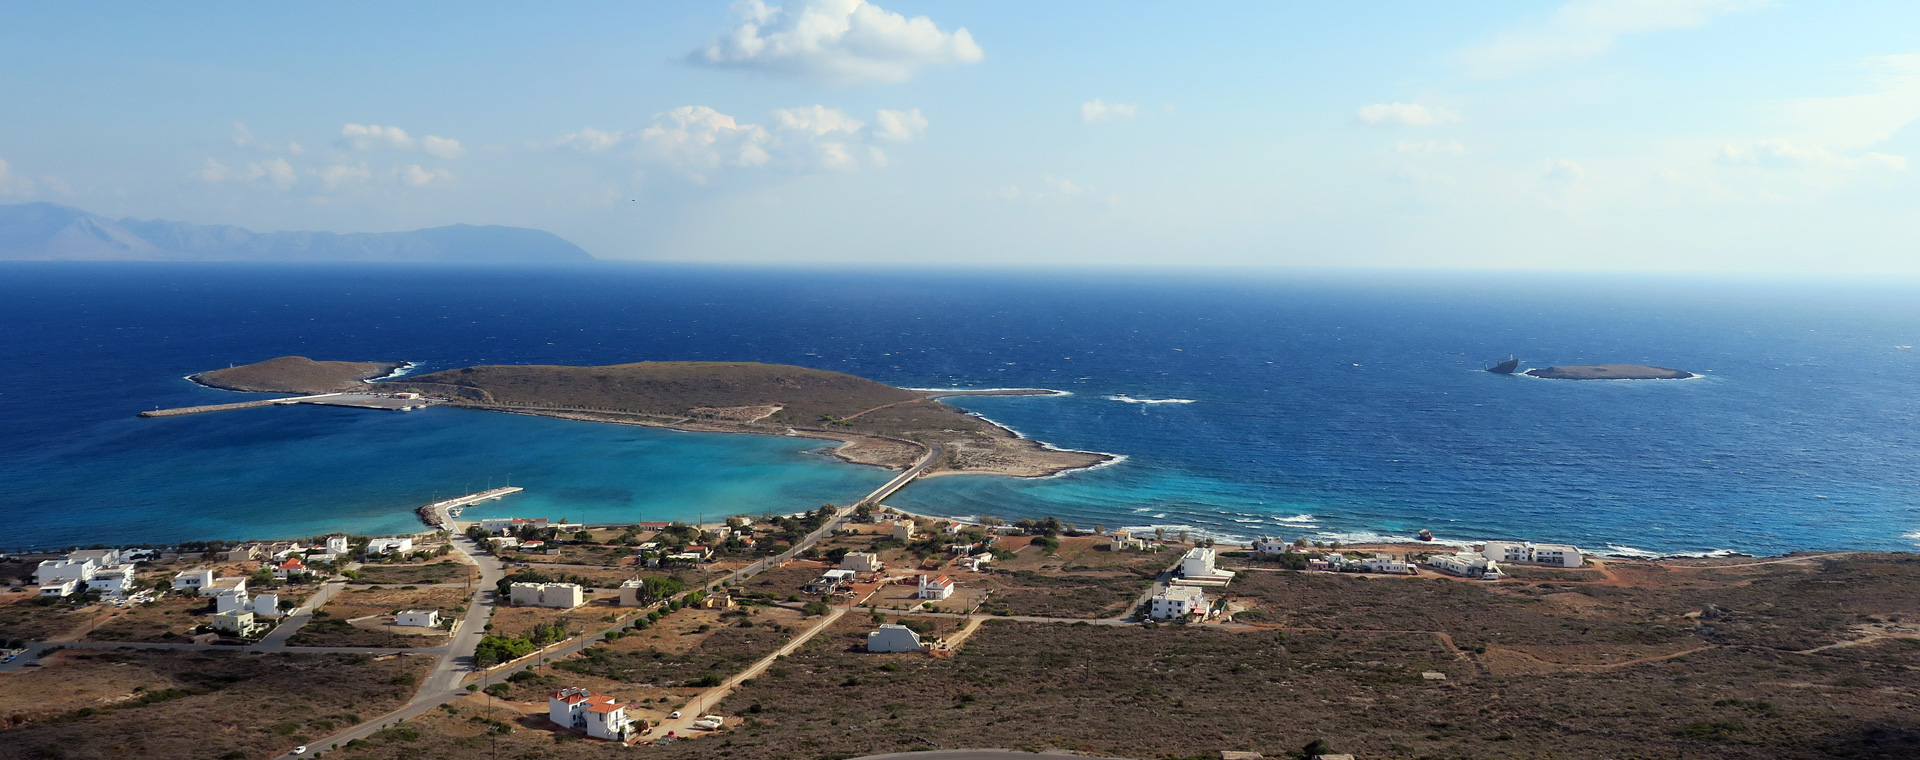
[{"left": 3, "top": 262, "right": 1918, "bottom": 556}]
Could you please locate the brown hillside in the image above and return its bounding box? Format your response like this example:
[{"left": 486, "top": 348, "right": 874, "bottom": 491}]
[
  {"left": 191, "top": 356, "right": 404, "bottom": 393},
  {"left": 405, "top": 361, "right": 927, "bottom": 428}
]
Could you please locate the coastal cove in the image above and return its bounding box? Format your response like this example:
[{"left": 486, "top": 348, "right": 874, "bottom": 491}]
[{"left": 4, "top": 263, "right": 1920, "bottom": 556}]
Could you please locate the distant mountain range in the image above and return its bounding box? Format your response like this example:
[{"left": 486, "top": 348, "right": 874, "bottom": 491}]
[{"left": 0, "top": 202, "right": 594, "bottom": 263}]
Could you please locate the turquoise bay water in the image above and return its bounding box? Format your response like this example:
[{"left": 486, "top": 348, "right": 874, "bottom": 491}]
[{"left": 9, "top": 401, "right": 887, "bottom": 548}]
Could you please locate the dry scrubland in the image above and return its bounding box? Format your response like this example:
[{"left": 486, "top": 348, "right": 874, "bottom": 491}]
[
  {"left": 291, "top": 554, "right": 1920, "bottom": 760},
  {"left": 351, "top": 560, "right": 475, "bottom": 586},
  {"left": 191, "top": 355, "right": 405, "bottom": 393},
  {"left": 290, "top": 586, "right": 469, "bottom": 647},
  {"left": 0, "top": 648, "right": 430, "bottom": 760}
]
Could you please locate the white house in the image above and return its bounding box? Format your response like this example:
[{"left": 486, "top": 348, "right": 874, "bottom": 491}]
[
  {"left": 35, "top": 558, "right": 97, "bottom": 586},
  {"left": 272, "top": 557, "right": 310, "bottom": 580},
  {"left": 1361, "top": 555, "right": 1410, "bottom": 574},
  {"left": 1532, "top": 543, "right": 1583, "bottom": 568},
  {"left": 66, "top": 549, "right": 123, "bottom": 567},
  {"left": 548, "top": 687, "right": 633, "bottom": 741},
  {"left": 509, "top": 582, "right": 583, "bottom": 609},
  {"left": 365, "top": 537, "right": 414, "bottom": 555},
  {"left": 1172, "top": 547, "right": 1236, "bottom": 587},
  {"left": 396, "top": 609, "right": 440, "bottom": 627},
  {"left": 1477, "top": 541, "right": 1583, "bottom": 568},
  {"left": 1149, "top": 585, "right": 1209, "bottom": 619},
  {"left": 252, "top": 592, "right": 282, "bottom": 618},
  {"left": 866, "top": 624, "right": 925, "bottom": 653},
  {"left": 959, "top": 554, "right": 993, "bottom": 572},
  {"left": 917, "top": 574, "right": 955, "bottom": 601},
  {"left": 1109, "top": 529, "right": 1148, "bottom": 552},
  {"left": 325, "top": 535, "right": 351, "bottom": 555},
  {"left": 38, "top": 578, "right": 79, "bottom": 597},
  {"left": 212, "top": 609, "right": 255, "bottom": 635},
  {"left": 891, "top": 521, "right": 916, "bottom": 542},
  {"left": 839, "top": 552, "right": 883, "bottom": 574},
  {"left": 203, "top": 576, "right": 247, "bottom": 598},
  {"left": 214, "top": 588, "right": 251, "bottom": 613},
  {"left": 1427, "top": 552, "right": 1497, "bottom": 578},
  {"left": 1251, "top": 536, "right": 1291, "bottom": 556},
  {"left": 172, "top": 569, "right": 215, "bottom": 593},
  {"left": 617, "top": 579, "right": 648, "bottom": 607}
]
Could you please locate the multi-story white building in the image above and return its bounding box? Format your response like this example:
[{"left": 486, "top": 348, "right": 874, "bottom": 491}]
[
  {"left": 548, "top": 687, "right": 633, "bottom": 741},
  {"left": 839, "top": 552, "right": 883, "bottom": 574},
  {"left": 509, "top": 582, "right": 583, "bottom": 609},
  {"left": 396, "top": 609, "right": 440, "bottom": 627},
  {"left": 892, "top": 521, "right": 916, "bottom": 542},
  {"left": 917, "top": 574, "right": 955, "bottom": 600},
  {"left": 66, "top": 549, "right": 123, "bottom": 567},
  {"left": 203, "top": 576, "right": 247, "bottom": 598},
  {"left": 1149, "top": 585, "right": 1209, "bottom": 619},
  {"left": 35, "top": 558, "right": 97, "bottom": 586},
  {"left": 1427, "top": 552, "right": 1500, "bottom": 578},
  {"left": 172, "top": 569, "right": 215, "bottom": 592},
  {"left": 1477, "top": 541, "right": 1583, "bottom": 568},
  {"left": 1251, "top": 536, "right": 1291, "bottom": 556},
  {"left": 1109, "top": 529, "right": 1148, "bottom": 552},
  {"left": 212, "top": 609, "right": 255, "bottom": 635},
  {"left": 215, "top": 588, "right": 251, "bottom": 614},
  {"left": 325, "top": 535, "right": 351, "bottom": 555},
  {"left": 365, "top": 537, "right": 414, "bottom": 555},
  {"left": 253, "top": 592, "right": 282, "bottom": 618},
  {"left": 1361, "top": 555, "right": 1410, "bottom": 574},
  {"left": 1172, "top": 547, "right": 1236, "bottom": 587},
  {"left": 38, "top": 578, "right": 79, "bottom": 597},
  {"left": 272, "top": 557, "right": 310, "bottom": 580},
  {"left": 87, "top": 565, "right": 137, "bottom": 597},
  {"left": 866, "top": 624, "right": 925, "bottom": 653}
]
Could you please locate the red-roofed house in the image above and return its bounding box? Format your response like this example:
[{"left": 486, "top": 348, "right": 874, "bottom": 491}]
[
  {"left": 549, "top": 687, "right": 634, "bottom": 740},
  {"left": 917, "top": 574, "right": 954, "bottom": 601},
  {"left": 272, "top": 557, "right": 309, "bottom": 580}
]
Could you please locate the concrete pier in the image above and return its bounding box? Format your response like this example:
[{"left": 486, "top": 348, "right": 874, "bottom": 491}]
[{"left": 139, "top": 393, "right": 343, "bottom": 417}]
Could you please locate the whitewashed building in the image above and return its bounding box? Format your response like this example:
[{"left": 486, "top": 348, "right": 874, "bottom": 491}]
[
  {"left": 38, "top": 578, "right": 79, "bottom": 597},
  {"left": 917, "top": 574, "right": 955, "bottom": 601},
  {"left": 548, "top": 687, "right": 633, "bottom": 741},
  {"left": 172, "top": 569, "right": 214, "bottom": 593},
  {"left": 35, "top": 558, "right": 97, "bottom": 586},
  {"left": 212, "top": 609, "right": 255, "bottom": 634},
  {"left": 1149, "top": 585, "right": 1209, "bottom": 619},
  {"left": 272, "top": 557, "right": 309, "bottom": 580},
  {"left": 365, "top": 537, "right": 414, "bottom": 555},
  {"left": 214, "top": 588, "right": 251, "bottom": 613},
  {"left": 509, "top": 582, "right": 583, "bottom": 609},
  {"left": 253, "top": 592, "right": 282, "bottom": 618},
  {"left": 892, "top": 521, "right": 916, "bottom": 542},
  {"left": 66, "top": 549, "right": 123, "bottom": 567},
  {"left": 326, "top": 535, "right": 351, "bottom": 555},
  {"left": 396, "top": 609, "right": 440, "bottom": 627},
  {"left": 839, "top": 552, "right": 883, "bottom": 574},
  {"left": 1477, "top": 541, "right": 1583, "bottom": 568},
  {"left": 1361, "top": 555, "right": 1411, "bottom": 574},
  {"left": 1109, "top": 529, "right": 1148, "bottom": 552},
  {"left": 1532, "top": 543, "right": 1583, "bottom": 568},
  {"left": 1427, "top": 552, "right": 1499, "bottom": 578},
  {"left": 1251, "top": 536, "right": 1291, "bottom": 556},
  {"left": 866, "top": 624, "right": 925, "bottom": 653},
  {"left": 1172, "top": 547, "right": 1236, "bottom": 587},
  {"left": 203, "top": 576, "right": 247, "bottom": 598}
]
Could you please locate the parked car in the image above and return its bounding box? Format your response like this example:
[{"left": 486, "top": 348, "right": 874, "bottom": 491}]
[
  {"left": 668, "top": 711, "right": 682, "bottom": 719},
  {"left": 291, "top": 747, "right": 308, "bottom": 755}
]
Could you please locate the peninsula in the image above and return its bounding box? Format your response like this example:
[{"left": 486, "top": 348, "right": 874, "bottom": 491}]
[
  {"left": 191, "top": 356, "right": 408, "bottom": 393},
  {"left": 185, "top": 357, "right": 1111, "bottom": 478},
  {"left": 1525, "top": 364, "right": 1695, "bottom": 380}
]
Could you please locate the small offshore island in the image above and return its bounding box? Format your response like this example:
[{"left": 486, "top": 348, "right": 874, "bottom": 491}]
[
  {"left": 1525, "top": 364, "right": 1696, "bottom": 380},
  {"left": 180, "top": 357, "right": 1112, "bottom": 478}
]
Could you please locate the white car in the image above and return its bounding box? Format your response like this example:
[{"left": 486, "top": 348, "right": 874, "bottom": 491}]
[
  {"left": 668, "top": 711, "right": 682, "bottom": 719},
  {"left": 291, "top": 747, "right": 308, "bottom": 755}
]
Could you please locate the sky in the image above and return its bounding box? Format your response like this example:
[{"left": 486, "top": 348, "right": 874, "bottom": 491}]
[{"left": 1, "top": 0, "right": 1917, "bottom": 272}]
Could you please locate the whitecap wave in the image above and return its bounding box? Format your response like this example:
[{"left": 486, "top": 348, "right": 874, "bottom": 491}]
[
  {"left": 1906, "top": 530, "right": 1920, "bottom": 547},
  {"left": 1602, "top": 543, "right": 1664, "bottom": 559},
  {"left": 370, "top": 361, "right": 420, "bottom": 382},
  {"left": 1107, "top": 395, "right": 1196, "bottom": 404},
  {"left": 1273, "top": 514, "right": 1317, "bottom": 524},
  {"left": 907, "top": 387, "right": 1072, "bottom": 397}
]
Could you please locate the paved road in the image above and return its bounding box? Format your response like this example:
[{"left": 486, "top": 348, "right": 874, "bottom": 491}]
[{"left": 648, "top": 606, "right": 849, "bottom": 738}]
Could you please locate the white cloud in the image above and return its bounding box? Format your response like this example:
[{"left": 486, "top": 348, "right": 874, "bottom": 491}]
[
  {"left": 421, "top": 135, "right": 465, "bottom": 160},
  {"left": 995, "top": 175, "right": 1106, "bottom": 204},
  {"left": 1462, "top": 0, "right": 1769, "bottom": 76},
  {"left": 0, "top": 158, "right": 29, "bottom": 194},
  {"left": 247, "top": 158, "right": 297, "bottom": 190},
  {"left": 230, "top": 121, "right": 303, "bottom": 153},
  {"left": 1545, "top": 159, "right": 1587, "bottom": 182},
  {"left": 1045, "top": 175, "right": 1083, "bottom": 196},
  {"left": 1771, "top": 54, "right": 1920, "bottom": 151},
  {"left": 557, "top": 127, "right": 629, "bottom": 152},
  {"left": 1081, "top": 99, "right": 1138, "bottom": 124},
  {"left": 1357, "top": 103, "right": 1459, "bottom": 127},
  {"left": 1718, "top": 140, "right": 1907, "bottom": 171},
  {"left": 872, "top": 108, "right": 927, "bottom": 142},
  {"left": 690, "top": 0, "right": 984, "bottom": 84},
  {"left": 772, "top": 105, "right": 866, "bottom": 136},
  {"left": 398, "top": 164, "right": 454, "bottom": 187},
  {"left": 1396, "top": 139, "right": 1468, "bottom": 155},
  {"left": 318, "top": 162, "right": 372, "bottom": 190},
  {"left": 341, "top": 123, "right": 415, "bottom": 150},
  {"left": 341, "top": 123, "right": 464, "bottom": 159},
  {"left": 637, "top": 106, "right": 773, "bottom": 179},
  {"left": 608, "top": 104, "right": 924, "bottom": 179},
  {"left": 200, "top": 157, "right": 232, "bottom": 182}
]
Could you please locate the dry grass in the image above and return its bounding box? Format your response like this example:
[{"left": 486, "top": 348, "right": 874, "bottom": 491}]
[
  {"left": 351, "top": 560, "right": 476, "bottom": 586},
  {"left": 0, "top": 648, "right": 430, "bottom": 760}
]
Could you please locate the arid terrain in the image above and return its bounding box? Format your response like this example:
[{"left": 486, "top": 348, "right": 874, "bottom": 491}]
[{"left": 191, "top": 355, "right": 407, "bottom": 393}]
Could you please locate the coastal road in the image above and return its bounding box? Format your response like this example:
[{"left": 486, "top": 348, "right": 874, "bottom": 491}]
[{"left": 649, "top": 606, "right": 849, "bottom": 738}]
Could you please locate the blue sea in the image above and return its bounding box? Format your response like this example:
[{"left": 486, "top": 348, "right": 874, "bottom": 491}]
[{"left": 3, "top": 263, "right": 1918, "bottom": 557}]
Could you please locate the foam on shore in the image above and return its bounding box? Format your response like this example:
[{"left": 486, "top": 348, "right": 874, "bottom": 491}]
[{"left": 1107, "top": 395, "right": 1196, "bottom": 404}]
